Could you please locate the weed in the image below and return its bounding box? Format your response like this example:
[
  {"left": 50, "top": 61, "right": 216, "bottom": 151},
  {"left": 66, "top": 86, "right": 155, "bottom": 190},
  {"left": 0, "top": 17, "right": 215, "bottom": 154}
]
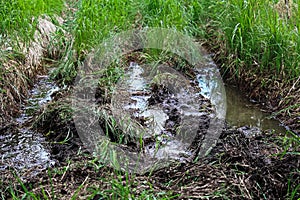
[{"left": 279, "top": 130, "right": 300, "bottom": 158}]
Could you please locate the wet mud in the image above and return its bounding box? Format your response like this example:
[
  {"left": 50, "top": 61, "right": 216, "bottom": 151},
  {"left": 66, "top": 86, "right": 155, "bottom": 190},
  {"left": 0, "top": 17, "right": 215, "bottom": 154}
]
[
  {"left": 0, "top": 75, "right": 59, "bottom": 174},
  {"left": 1, "top": 52, "right": 299, "bottom": 199},
  {"left": 1, "top": 123, "right": 298, "bottom": 199}
]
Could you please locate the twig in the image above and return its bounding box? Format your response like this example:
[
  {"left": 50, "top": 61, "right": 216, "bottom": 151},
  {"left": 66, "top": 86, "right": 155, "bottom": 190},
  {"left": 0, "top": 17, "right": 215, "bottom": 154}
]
[{"left": 286, "top": 75, "right": 300, "bottom": 97}]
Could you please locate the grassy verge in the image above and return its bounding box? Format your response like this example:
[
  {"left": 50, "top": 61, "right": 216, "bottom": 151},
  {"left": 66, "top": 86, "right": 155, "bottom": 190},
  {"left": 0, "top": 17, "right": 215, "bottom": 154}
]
[
  {"left": 0, "top": 0, "right": 64, "bottom": 42},
  {"left": 52, "top": 0, "right": 203, "bottom": 84},
  {"left": 196, "top": 0, "right": 300, "bottom": 132},
  {"left": 54, "top": 0, "right": 300, "bottom": 134},
  {"left": 1, "top": 127, "right": 299, "bottom": 199}
]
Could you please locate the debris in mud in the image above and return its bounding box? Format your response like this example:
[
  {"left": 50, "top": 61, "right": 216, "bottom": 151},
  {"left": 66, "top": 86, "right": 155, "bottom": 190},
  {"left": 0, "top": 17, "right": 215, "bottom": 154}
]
[
  {"left": 1, "top": 124, "right": 299, "bottom": 199},
  {"left": 0, "top": 75, "right": 62, "bottom": 175},
  {"left": 107, "top": 62, "right": 219, "bottom": 170}
]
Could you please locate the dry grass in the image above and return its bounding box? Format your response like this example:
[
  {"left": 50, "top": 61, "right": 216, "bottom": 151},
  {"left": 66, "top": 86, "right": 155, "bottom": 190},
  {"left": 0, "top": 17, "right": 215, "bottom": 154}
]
[
  {"left": 1, "top": 127, "right": 298, "bottom": 199},
  {"left": 0, "top": 16, "right": 64, "bottom": 126},
  {"left": 274, "top": 0, "right": 298, "bottom": 19}
]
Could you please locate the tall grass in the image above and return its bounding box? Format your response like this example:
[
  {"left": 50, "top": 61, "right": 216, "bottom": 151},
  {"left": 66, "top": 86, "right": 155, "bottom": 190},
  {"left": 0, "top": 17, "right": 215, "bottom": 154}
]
[
  {"left": 0, "top": 0, "right": 64, "bottom": 43},
  {"left": 0, "top": 0, "right": 64, "bottom": 124},
  {"left": 141, "top": 0, "right": 202, "bottom": 35},
  {"left": 53, "top": 0, "right": 203, "bottom": 84},
  {"left": 74, "top": 0, "right": 138, "bottom": 52},
  {"left": 73, "top": 0, "right": 202, "bottom": 53},
  {"left": 199, "top": 0, "right": 300, "bottom": 79}
]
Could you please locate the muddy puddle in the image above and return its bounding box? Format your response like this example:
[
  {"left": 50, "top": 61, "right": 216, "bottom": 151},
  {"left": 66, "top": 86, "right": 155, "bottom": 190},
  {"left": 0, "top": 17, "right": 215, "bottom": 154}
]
[
  {"left": 225, "top": 86, "right": 286, "bottom": 132},
  {"left": 70, "top": 47, "right": 289, "bottom": 174},
  {"left": 195, "top": 55, "right": 286, "bottom": 135},
  {"left": 0, "top": 75, "right": 59, "bottom": 174},
  {"left": 90, "top": 59, "right": 227, "bottom": 173},
  {"left": 0, "top": 54, "right": 287, "bottom": 175},
  {"left": 112, "top": 63, "right": 211, "bottom": 159},
  {"left": 107, "top": 55, "right": 286, "bottom": 172}
]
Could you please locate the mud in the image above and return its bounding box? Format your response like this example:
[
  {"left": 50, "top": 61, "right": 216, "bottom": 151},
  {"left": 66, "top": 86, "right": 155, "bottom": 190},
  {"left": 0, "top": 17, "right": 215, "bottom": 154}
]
[
  {"left": 1, "top": 51, "right": 298, "bottom": 199},
  {"left": 0, "top": 75, "right": 59, "bottom": 174},
  {"left": 1, "top": 123, "right": 299, "bottom": 199},
  {"left": 107, "top": 62, "right": 220, "bottom": 171}
]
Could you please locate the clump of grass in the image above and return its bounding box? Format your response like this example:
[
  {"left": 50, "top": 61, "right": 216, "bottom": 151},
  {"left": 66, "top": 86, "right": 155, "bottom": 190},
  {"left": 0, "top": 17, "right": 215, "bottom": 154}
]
[
  {"left": 0, "top": 0, "right": 63, "bottom": 43},
  {"left": 94, "top": 172, "right": 178, "bottom": 199},
  {"left": 53, "top": 0, "right": 205, "bottom": 84},
  {"left": 73, "top": 0, "right": 202, "bottom": 54},
  {"left": 196, "top": 0, "right": 300, "bottom": 132},
  {"left": 141, "top": 0, "right": 201, "bottom": 35},
  {"left": 201, "top": 0, "right": 300, "bottom": 78},
  {"left": 73, "top": 0, "right": 138, "bottom": 53},
  {"left": 0, "top": 0, "right": 65, "bottom": 125}
]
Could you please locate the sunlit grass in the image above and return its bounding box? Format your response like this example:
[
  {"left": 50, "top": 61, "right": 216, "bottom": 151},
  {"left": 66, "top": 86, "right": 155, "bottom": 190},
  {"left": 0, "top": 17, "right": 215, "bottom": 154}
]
[
  {"left": 73, "top": 0, "right": 202, "bottom": 53},
  {"left": 199, "top": 0, "right": 300, "bottom": 79},
  {"left": 55, "top": 0, "right": 202, "bottom": 84},
  {"left": 0, "top": 0, "right": 63, "bottom": 42},
  {"left": 73, "top": 0, "right": 137, "bottom": 52}
]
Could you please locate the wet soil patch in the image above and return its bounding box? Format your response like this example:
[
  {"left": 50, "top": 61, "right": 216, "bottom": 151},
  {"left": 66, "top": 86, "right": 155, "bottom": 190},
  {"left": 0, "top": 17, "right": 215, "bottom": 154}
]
[
  {"left": 2, "top": 125, "right": 299, "bottom": 199},
  {"left": 148, "top": 84, "right": 181, "bottom": 136},
  {"left": 2, "top": 49, "right": 298, "bottom": 199},
  {"left": 202, "top": 36, "right": 300, "bottom": 134}
]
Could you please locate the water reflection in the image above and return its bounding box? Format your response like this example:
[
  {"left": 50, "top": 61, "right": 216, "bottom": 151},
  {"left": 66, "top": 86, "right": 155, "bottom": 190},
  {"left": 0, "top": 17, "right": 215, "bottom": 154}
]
[
  {"left": 225, "top": 86, "right": 286, "bottom": 133},
  {"left": 0, "top": 75, "right": 57, "bottom": 173}
]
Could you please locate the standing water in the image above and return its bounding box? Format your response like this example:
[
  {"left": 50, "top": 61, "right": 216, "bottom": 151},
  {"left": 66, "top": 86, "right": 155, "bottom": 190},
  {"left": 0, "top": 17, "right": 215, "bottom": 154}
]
[
  {"left": 195, "top": 54, "right": 286, "bottom": 134},
  {"left": 225, "top": 86, "right": 286, "bottom": 134},
  {"left": 0, "top": 75, "right": 59, "bottom": 174}
]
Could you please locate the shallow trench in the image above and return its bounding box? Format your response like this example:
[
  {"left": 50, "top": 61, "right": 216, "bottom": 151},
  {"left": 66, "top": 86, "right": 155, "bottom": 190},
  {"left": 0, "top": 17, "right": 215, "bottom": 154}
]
[
  {"left": 0, "top": 53, "right": 287, "bottom": 175},
  {"left": 0, "top": 74, "right": 60, "bottom": 175}
]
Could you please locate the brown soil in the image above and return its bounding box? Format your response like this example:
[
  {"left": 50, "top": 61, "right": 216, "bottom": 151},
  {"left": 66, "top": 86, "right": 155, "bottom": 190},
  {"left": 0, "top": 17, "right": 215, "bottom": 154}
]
[
  {"left": 1, "top": 74, "right": 299, "bottom": 199},
  {"left": 1, "top": 119, "right": 299, "bottom": 199}
]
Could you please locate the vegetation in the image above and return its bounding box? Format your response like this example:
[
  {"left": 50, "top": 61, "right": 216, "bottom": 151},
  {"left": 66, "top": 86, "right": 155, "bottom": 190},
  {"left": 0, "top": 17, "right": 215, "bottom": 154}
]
[
  {"left": 0, "top": 0, "right": 63, "bottom": 42},
  {"left": 197, "top": 0, "right": 300, "bottom": 129},
  {"left": 0, "top": 0, "right": 299, "bottom": 199},
  {"left": 201, "top": 0, "right": 300, "bottom": 77},
  {"left": 0, "top": 0, "right": 64, "bottom": 124}
]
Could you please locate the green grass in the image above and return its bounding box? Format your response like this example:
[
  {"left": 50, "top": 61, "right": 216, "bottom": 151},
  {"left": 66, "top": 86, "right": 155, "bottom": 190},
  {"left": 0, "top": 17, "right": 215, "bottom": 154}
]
[
  {"left": 73, "top": 0, "right": 202, "bottom": 54},
  {"left": 54, "top": 0, "right": 203, "bottom": 84},
  {"left": 2, "top": 164, "right": 178, "bottom": 200},
  {"left": 73, "top": 0, "right": 137, "bottom": 52},
  {"left": 0, "top": 0, "right": 64, "bottom": 43},
  {"left": 57, "top": 0, "right": 300, "bottom": 87},
  {"left": 198, "top": 0, "right": 300, "bottom": 79}
]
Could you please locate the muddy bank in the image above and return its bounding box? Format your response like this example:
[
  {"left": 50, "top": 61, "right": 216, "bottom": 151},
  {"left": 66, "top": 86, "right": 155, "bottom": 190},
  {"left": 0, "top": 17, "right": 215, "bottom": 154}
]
[
  {"left": 0, "top": 15, "right": 64, "bottom": 126},
  {"left": 1, "top": 49, "right": 295, "bottom": 199},
  {"left": 202, "top": 37, "right": 300, "bottom": 135},
  {"left": 0, "top": 15, "right": 298, "bottom": 198},
  {"left": 1, "top": 123, "right": 299, "bottom": 199},
  {"left": 0, "top": 74, "right": 64, "bottom": 181}
]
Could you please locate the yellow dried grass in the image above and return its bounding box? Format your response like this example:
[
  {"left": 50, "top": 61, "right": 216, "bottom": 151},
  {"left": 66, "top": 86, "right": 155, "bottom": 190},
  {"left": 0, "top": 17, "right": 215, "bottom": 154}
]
[
  {"left": 0, "top": 15, "right": 63, "bottom": 125},
  {"left": 274, "top": 0, "right": 298, "bottom": 19}
]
